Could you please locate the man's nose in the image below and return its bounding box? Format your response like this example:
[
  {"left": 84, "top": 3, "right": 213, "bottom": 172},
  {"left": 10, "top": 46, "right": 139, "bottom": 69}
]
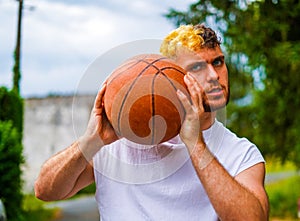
[{"left": 206, "top": 65, "right": 219, "bottom": 82}]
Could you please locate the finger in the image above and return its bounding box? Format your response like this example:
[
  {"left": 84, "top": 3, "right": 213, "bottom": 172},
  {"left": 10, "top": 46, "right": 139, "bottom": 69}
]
[
  {"left": 177, "top": 89, "right": 193, "bottom": 115},
  {"left": 94, "top": 83, "right": 107, "bottom": 109},
  {"left": 191, "top": 76, "right": 205, "bottom": 113},
  {"left": 184, "top": 74, "right": 201, "bottom": 107}
]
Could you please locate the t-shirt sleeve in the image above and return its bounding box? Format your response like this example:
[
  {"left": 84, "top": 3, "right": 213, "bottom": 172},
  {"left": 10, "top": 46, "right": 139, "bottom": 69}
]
[{"left": 235, "top": 144, "right": 265, "bottom": 176}]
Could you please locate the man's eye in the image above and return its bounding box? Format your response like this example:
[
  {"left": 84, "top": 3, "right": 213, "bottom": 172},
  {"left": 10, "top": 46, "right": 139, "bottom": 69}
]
[
  {"left": 213, "top": 59, "right": 223, "bottom": 67},
  {"left": 190, "top": 62, "right": 206, "bottom": 72}
]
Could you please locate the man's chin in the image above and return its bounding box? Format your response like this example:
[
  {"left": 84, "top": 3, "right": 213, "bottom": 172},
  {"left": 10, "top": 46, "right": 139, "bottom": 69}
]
[
  {"left": 203, "top": 102, "right": 227, "bottom": 112},
  {"left": 203, "top": 90, "right": 229, "bottom": 112}
]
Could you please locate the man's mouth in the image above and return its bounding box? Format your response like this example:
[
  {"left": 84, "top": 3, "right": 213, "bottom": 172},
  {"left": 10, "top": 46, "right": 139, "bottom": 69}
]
[{"left": 206, "top": 87, "right": 223, "bottom": 96}]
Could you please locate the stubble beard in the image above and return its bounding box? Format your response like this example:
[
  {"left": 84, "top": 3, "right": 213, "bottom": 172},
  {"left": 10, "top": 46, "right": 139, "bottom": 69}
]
[{"left": 203, "top": 86, "right": 230, "bottom": 112}]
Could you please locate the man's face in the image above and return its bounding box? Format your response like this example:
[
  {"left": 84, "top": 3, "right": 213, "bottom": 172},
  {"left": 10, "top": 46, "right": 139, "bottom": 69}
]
[{"left": 174, "top": 46, "right": 229, "bottom": 112}]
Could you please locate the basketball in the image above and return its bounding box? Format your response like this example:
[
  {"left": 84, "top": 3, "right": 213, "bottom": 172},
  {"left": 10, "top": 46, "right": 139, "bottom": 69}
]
[{"left": 104, "top": 54, "right": 188, "bottom": 145}]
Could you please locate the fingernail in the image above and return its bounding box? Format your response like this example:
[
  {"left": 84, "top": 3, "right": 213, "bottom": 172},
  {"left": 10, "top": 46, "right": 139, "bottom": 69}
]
[
  {"left": 184, "top": 75, "right": 190, "bottom": 83},
  {"left": 177, "top": 89, "right": 183, "bottom": 96}
]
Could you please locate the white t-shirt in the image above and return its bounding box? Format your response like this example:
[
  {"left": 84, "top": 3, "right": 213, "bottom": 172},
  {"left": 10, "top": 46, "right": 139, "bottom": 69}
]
[{"left": 93, "top": 120, "right": 265, "bottom": 221}]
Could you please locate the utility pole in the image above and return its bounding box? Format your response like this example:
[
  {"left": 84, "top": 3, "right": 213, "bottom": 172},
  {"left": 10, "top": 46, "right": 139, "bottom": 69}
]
[{"left": 12, "top": 0, "right": 23, "bottom": 94}]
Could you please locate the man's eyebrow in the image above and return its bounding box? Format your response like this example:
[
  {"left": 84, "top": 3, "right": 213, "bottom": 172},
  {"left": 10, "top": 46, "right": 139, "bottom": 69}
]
[{"left": 215, "top": 55, "right": 225, "bottom": 61}]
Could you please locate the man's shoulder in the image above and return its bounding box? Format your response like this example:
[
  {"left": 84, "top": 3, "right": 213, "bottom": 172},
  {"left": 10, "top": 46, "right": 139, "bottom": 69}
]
[
  {"left": 218, "top": 121, "right": 255, "bottom": 147},
  {"left": 212, "top": 121, "right": 264, "bottom": 175}
]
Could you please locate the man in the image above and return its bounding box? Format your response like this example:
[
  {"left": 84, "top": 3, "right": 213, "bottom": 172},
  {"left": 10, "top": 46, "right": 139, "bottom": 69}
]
[{"left": 35, "top": 24, "right": 269, "bottom": 220}]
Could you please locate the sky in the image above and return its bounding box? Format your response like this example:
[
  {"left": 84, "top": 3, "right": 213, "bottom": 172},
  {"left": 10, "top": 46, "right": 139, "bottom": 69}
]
[{"left": 0, "top": 0, "right": 196, "bottom": 97}]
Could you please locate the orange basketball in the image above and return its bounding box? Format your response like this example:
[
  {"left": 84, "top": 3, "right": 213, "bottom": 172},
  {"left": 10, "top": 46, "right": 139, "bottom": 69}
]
[{"left": 104, "top": 54, "right": 188, "bottom": 145}]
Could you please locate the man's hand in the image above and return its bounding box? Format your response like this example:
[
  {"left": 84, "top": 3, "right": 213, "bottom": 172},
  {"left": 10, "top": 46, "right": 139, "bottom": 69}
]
[
  {"left": 177, "top": 74, "right": 206, "bottom": 151},
  {"left": 35, "top": 83, "right": 119, "bottom": 201},
  {"left": 177, "top": 75, "right": 268, "bottom": 220},
  {"left": 79, "top": 83, "right": 119, "bottom": 160}
]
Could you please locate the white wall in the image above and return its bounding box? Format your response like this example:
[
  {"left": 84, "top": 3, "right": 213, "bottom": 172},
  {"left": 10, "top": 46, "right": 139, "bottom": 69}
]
[{"left": 22, "top": 95, "right": 95, "bottom": 192}]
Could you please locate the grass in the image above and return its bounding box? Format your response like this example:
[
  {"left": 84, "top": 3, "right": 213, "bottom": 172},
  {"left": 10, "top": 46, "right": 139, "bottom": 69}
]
[
  {"left": 22, "top": 194, "right": 60, "bottom": 221},
  {"left": 266, "top": 175, "right": 300, "bottom": 219},
  {"left": 265, "top": 157, "right": 297, "bottom": 174},
  {"left": 21, "top": 183, "right": 96, "bottom": 220},
  {"left": 264, "top": 157, "right": 300, "bottom": 220},
  {"left": 22, "top": 183, "right": 96, "bottom": 220}
]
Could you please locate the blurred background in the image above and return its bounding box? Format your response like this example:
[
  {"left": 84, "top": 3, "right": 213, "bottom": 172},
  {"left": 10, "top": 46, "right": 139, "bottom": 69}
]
[{"left": 0, "top": 0, "right": 300, "bottom": 220}]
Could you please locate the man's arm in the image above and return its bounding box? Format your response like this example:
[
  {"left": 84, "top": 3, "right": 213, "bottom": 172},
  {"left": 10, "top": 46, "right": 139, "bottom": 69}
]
[
  {"left": 35, "top": 84, "right": 118, "bottom": 201},
  {"left": 235, "top": 162, "right": 269, "bottom": 217},
  {"left": 34, "top": 141, "right": 94, "bottom": 201},
  {"left": 177, "top": 74, "right": 269, "bottom": 220},
  {"left": 191, "top": 144, "right": 268, "bottom": 220}
]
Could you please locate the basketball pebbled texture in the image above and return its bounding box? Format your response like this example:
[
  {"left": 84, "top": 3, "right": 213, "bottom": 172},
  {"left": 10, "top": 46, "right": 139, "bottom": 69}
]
[{"left": 104, "top": 54, "right": 188, "bottom": 145}]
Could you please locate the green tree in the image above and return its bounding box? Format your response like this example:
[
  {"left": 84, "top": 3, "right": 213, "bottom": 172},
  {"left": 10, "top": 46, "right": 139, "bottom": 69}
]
[
  {"left": 165, "top": 0, "right": 300, "bottom": 168},
  {"left": 13, "top": 0, "right": 23, "bottom": 94}
]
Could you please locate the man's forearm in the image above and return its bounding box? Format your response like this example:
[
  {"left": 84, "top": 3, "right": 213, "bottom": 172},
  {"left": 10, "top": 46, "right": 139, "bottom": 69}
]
[
  {"left": 190, "top": 143, "right": 268, "bottom": 221},
  {"left": 34, "top": 141, "right": 91, "bottom": 201}
]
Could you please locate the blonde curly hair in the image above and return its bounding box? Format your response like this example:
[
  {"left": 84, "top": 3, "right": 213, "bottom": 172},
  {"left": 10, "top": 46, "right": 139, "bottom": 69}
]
[{"left": 160, "top": 24, "right": 221, "bottom": 58}]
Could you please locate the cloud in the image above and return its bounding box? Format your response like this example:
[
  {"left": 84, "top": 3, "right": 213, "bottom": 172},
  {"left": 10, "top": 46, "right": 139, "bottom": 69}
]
[{"left": 0, "top": 0, "right": 195, "bottom": 97}]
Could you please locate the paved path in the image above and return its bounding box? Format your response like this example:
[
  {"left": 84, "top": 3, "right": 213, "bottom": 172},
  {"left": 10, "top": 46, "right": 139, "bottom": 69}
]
[
  {"left": 47, "top": 195, "right": 99, "bottom": 221},
  {"left": 265, "top": 171, "right": 299, "bottom": 184}
]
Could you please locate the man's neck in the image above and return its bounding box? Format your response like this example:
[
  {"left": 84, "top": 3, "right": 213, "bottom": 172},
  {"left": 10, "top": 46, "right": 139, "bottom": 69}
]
[{"left": 200, "top": 112, "right": 216, "bottom": 131}]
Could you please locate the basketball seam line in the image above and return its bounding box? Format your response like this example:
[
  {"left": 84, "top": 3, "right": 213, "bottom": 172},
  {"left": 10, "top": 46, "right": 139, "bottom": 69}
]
[
  {"left": 151, "top": 73, "right": 158, "bottom": 144},
  {"left": 108, "top": 56, "right": 170, "bottom": 85},
  {"left": 159, "top": 71, "right": 187, "bottom": 124},
  {"left": 117, "top": 57, "right": 167, "bottom": 135},
  {"left": 160, "top": 66, "right": 186, "bottom": 76}
]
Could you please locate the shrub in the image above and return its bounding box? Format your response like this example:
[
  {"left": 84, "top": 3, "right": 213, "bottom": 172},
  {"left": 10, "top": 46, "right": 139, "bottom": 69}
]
[
  {"left": 0, "top": 121, "right": 24, "bottom": 221},
  {"left": 0, "top": 87, "right": 23, "bottom": 136}
]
